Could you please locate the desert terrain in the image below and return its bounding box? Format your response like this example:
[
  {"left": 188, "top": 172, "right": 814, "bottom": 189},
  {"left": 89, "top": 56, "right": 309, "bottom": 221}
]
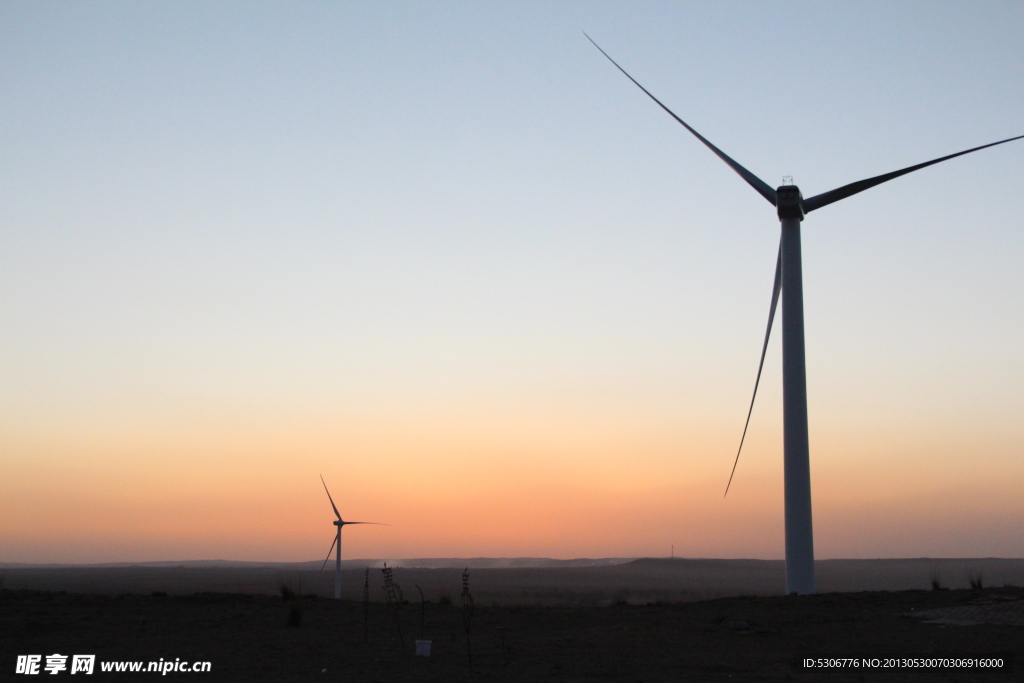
[{"left": 2, "top": 559, "right": 1021, "bottom": 681}]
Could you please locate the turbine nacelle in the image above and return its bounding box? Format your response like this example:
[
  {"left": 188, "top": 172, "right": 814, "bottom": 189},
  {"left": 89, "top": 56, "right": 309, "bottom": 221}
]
[{"left": 776, "top": 185, "right": 804, "bottom": 221}]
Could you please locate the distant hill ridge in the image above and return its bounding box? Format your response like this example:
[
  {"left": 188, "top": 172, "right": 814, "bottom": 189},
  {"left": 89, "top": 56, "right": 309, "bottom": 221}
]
[{"left": 0, "top": 557, "right": 636, "bottom": 570}]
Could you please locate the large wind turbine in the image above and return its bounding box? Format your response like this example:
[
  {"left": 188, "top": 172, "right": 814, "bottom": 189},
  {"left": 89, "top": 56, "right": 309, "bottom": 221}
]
[
  {"left": 587, "top": 35, "right": 1024, "bottom": 595},
  {"left": 320, "top": 475, "right": 386, "bottom": 599}
]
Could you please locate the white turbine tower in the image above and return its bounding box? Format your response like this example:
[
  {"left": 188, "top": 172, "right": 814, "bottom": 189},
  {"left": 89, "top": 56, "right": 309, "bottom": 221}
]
[
  {"left": 319, "top": 475, "right": 386, "bottom": 600},
  {"left": 588, "top": 35, "right": 1024, "bottom": 595}
]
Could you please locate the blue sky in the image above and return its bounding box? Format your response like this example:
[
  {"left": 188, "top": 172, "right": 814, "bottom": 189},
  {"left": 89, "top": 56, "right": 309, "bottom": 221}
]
[{"left": 2, "top": 2, "right": 1023, "bottom": 562}]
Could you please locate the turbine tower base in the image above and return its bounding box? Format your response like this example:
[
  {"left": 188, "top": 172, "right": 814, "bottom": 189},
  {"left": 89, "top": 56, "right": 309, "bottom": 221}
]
[{"left": 780, "top": 208, "right": 815, "bottom": 595}]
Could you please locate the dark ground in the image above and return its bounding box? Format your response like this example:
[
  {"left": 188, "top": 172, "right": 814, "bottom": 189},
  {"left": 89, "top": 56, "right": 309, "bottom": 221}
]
[
  {"left": 2, "top": 585, "right": 1020, "bottom": 682},
  {"left": 6, "top": 558, "right": 1023, "bottom": 603}
]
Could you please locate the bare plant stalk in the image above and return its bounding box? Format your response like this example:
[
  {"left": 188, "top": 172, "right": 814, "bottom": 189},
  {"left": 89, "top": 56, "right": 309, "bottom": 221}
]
[
  {"left": 461, "top": 568, "right": 474, "bottom": 673},
  {"left": 382, "top": 563, "right": 406, "bottom": 655}
]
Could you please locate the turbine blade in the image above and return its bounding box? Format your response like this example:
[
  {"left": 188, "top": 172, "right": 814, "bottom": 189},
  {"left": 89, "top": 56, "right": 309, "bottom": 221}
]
[
  {"left": 320, "top": 532, "right": 338, "bottom": 572},
  {"left": 725, "top": 241, "right": 782, "bottom": 497},
  {"left": 585, "top": 33, "right": 777, "bottom": 207},
  {"left": 320, "top": 474, "right": 341, "bottom": 520},
  {"left": 341, "top": 521, "right": 390, "bottom": 526},
  {"left": 803, "top": 133, "right": 1024, "bottom": 213}
]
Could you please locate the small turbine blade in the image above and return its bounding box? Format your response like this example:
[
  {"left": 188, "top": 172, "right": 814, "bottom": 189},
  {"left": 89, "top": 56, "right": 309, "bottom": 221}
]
[
  {"left": 320, "top": 532, "right": 338, "bottom": 572},
  {"left": 585, "top": 33, "right": 777, "bottom": 207},
  {"left": 803, "top": 133, "right": 1024, "bottom": 213},
  {"left": 725, "top": 240, "right": 782, "bottom": 497},
  {"left": 341, "top": 521, "right": 390, "bottom": 526},
  {"left": 320, "top": 474, "right": 342, "bottom": 520}
]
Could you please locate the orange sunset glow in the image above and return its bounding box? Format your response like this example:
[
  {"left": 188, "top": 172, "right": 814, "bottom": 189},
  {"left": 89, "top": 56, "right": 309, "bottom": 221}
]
[{"left": 2, "top": 2, "right": 1023, "bottom": 568}]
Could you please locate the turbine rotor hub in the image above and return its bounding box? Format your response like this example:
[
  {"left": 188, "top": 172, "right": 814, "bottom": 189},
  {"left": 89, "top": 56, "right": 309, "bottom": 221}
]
[{"left": 776, "top": 185, "right": 805, "bottom": 221}]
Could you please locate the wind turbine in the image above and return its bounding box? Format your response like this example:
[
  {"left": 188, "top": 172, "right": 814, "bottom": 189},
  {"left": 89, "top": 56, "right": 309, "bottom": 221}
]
[
  {"left": 320, "top": 475, "right": 386, "bottom": 599},
  {"left": 587, "top": 35, "right": 1024, "bottom": 595}
]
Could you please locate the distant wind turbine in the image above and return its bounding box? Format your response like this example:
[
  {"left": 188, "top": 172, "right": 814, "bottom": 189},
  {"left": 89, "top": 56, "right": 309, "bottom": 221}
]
[
  {"left": 587, "top": 34, "right": 1024, "bottom": 595},
  {"left": 320, "top": 475, "right": 386, "bottom": 600}
]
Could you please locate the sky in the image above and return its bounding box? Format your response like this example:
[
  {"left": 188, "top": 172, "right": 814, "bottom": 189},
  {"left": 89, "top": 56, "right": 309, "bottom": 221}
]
[{"left": 2, "top": 1, "right": 1022, "bottom": 564}]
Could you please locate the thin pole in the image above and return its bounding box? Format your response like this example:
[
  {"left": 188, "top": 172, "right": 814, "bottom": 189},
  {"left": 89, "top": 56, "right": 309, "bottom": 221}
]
[
  {"left": 334, "top": 526, "right": 342, "bottom": 599},
  {"left": 363, "top": 568, "right": 370, "bottom": 643},
  {"left": 415, "top": 584, "right": 425, "bottom": 637},
  {"left": 780, "top": 217, "right": 815, "bottom": 595}
]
